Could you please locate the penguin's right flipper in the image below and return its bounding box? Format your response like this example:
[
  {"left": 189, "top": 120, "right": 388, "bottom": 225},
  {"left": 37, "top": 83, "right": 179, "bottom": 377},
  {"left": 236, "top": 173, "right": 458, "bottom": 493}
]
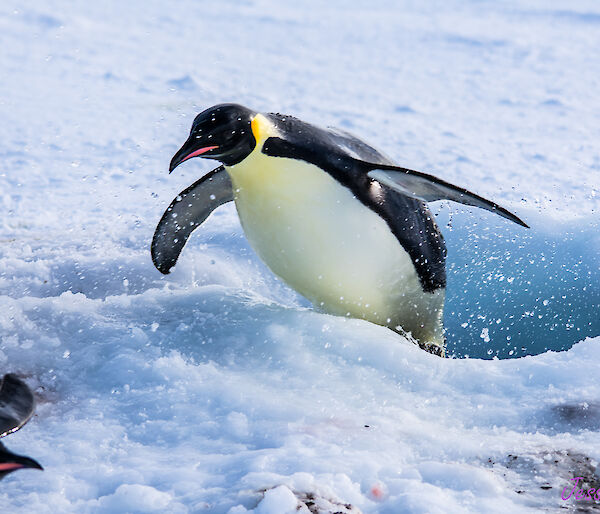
[
  {"left": 367, "top": 165, "right": 529, "bottom": 228},
  {"left": 151, "top": 165, "right": 234, "bottom": 274},
  {"left": 0, "top": 374, "right": 35, "bottom": 438}
]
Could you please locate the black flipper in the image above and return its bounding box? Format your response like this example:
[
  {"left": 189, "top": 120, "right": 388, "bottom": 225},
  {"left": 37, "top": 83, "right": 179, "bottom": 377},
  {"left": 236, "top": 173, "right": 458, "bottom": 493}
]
[
  {"left": 151, "top": 166, "right": 234, "bottom": 274},
  {"left": 0, "top": 374, "right": 35, "bottom": 439},
  {"left": 367, "top": 165, "right": 529, "bottom": 228}
]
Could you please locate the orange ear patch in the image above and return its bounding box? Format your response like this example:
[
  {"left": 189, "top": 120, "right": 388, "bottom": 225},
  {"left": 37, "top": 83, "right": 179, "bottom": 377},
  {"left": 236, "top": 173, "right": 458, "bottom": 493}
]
[{"left": 251, "top": 115, "right": 262, "bottom": 142}]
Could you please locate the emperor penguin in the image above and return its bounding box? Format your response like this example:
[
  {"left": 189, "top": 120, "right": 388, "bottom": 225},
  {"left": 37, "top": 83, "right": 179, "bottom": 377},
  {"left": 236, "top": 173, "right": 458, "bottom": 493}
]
[{"left": 152, "top": 104, "right": 528, "bottom": 356}]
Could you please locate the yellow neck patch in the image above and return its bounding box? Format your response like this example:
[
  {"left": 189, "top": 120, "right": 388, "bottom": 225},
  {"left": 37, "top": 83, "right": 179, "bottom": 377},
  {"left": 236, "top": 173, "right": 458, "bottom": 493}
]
[{"left": 250, "top": 113, "right": 276, "bottom": 146}]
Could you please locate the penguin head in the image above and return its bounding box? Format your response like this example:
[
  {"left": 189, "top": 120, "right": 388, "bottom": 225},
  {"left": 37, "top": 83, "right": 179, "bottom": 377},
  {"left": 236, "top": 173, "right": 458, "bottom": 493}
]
[
  {"left": 169, "top": 103, "right": 257, "bottom": 171},
  {"left": 0, "top": 442, "right": 43, "bottom": 481}
]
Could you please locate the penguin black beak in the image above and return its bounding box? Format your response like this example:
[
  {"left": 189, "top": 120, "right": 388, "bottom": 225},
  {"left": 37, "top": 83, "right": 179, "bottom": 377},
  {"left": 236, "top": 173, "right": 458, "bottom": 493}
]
[
  {"left": 0, "top": 444, "right": 43, "bottom": 480},
  {"left": 0, "top": 455, "right": 44, "bottom": 472},
  {"left": 169, "top": 139, "right": 219, "bottom": 173}
]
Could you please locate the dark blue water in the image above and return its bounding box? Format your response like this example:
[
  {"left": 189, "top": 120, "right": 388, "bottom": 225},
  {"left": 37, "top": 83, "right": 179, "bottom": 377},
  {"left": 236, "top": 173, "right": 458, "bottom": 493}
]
[{"left": 440, "top": 208, "right": 600, "bottom": 359}]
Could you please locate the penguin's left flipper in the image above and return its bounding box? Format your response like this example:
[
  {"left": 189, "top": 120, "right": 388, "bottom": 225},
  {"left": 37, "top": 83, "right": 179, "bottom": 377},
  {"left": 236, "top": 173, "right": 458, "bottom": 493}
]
[
  {"left": 151, "top": 165, "right": 234, "bottom": 274},
  {"left": 367, "top": 165, "right": 529, "bottom": 228},
  {"left": 0, "top": 374, "right": 35, "bottom": 438}
]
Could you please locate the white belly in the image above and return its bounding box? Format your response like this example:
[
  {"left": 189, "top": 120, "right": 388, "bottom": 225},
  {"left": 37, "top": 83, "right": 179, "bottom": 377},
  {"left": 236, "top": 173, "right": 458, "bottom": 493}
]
[{"left": 226, "top": 149, "right": 444, "bottom": 344}]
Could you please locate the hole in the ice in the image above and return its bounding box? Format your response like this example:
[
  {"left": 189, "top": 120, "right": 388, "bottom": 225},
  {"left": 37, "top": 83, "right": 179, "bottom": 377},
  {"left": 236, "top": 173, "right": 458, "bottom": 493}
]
[{"left": 439, "top": 208, "right": 600, "bottom": 360}]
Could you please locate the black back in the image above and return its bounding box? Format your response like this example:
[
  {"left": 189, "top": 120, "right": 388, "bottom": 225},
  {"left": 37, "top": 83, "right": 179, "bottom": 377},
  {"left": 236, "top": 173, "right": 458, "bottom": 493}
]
[
  {"left": 261, "top": 113, "right": 447, "bottom": 293},
  {"left": 0, "top": 373, "right": 35, "bottom": 438}
]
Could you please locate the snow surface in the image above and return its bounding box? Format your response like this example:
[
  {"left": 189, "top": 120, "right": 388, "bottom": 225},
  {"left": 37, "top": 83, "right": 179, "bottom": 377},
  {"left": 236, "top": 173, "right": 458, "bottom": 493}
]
[{"left": 0, "top": 0, "right": 599, "bottom": 512}]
